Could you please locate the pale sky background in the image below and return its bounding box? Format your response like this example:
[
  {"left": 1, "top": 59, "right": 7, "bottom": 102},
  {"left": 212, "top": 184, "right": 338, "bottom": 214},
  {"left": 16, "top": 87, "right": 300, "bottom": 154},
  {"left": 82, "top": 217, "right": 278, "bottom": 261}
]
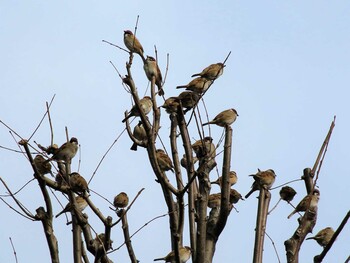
[{"left": 1, "top": 1, "right": 349, "bottom": 262}]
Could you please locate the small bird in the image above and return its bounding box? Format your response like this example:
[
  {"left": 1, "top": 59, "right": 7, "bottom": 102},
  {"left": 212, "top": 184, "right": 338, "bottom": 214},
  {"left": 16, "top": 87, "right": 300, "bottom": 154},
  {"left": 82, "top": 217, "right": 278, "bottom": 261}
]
[
  {"left": 245, "top": 169, "right": 276, "bottom": 199},
  {"left": 191, "top": 63, "right": 225, "bottom": 80},
  {"left": 69, "top": 172, "right": 89, "bottom": 194},
  {"left": 191, "top": 137, "right": 216, "bottom": 159},
  {"left": 287, "top": 189, "right": 320, "bottom": 219},
  {"left": 51, "top": 137, "right": 79, "bottom": 162},
  {"left": 130, "top": 121, "right": 148, "bottom": 151},
  {"left": 202, "top": 108, "right": 239, "bottom": 127},
  {"left": 94, "top": 233, "right": 113, "bottom": 250},
  {"left": 144, "top": 56, "right": 164, "bottom": 96},
  {"left": 279, "top": 186, "right": 297, "bottom": 203},
  {"left": 33, "top": 154, "right": 52, "bottom": 176},
  {"left": 230, "top": 188, "right": 244, "bottom": 204},
  {"left": 208, "top": 189, "right": 243, "bottom": 208},
  {"left": 123, "top": 30, "right": 145, "bottom": 62},
  {"left": 161, "top": 97, "right": 180, "bottom": 114},
  {"left": 154, "top": 246, "right": 192, "bottom": 262},
  {"left": 122, "top": 96, "right": 153, "bottom": 123},
  {"left": 211, "top": 171, "right": 238, "bottom": 188},
  {"left": 306, "top": 227, "right": 334, "bottom": 247},
  {"left": 156, "top": 149, "right": 174, "bottom": 173},
  {"left": 180, "top": 154, "right": 198, "bottom": 169},
  {"left": 177, "top": 91, "right": 200, "bottom": 113},
  {"left": 176, "top": 77, "right": 213, "bottom": 94},
  {"left": 55, "top": 196, "right": 88, "bottom": 218},
  {"left": 113, "top": 192, "right": 129, "bottom": 209}
]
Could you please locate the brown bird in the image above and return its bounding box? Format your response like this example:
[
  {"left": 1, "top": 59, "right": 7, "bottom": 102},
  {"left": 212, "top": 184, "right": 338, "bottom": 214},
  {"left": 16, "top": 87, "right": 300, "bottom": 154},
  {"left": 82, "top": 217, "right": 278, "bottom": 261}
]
[
  {"left": 211, "top": 171, "right": 238, "bottom": 188},
  {"left": 156, "top": 149, "right": 174, "bottom": 173},
  {"left": 306, "top": 227, "right": 334, "bottom": 247},
  {"left": 177, "top": 91, "right": 200, "bottom": 113},
  {"left": 144, "top": 56, "right": 164, "bottom": 96},
  {"left": 287, "top": 189, "right": 320, "bottom": 219},
  {"left": 161, "top": 97, "right": 180, "bottom": 114},
  {"left": 94, "top": 233, "right": 113, "bottom": 250},
  {"left": 180, "top": 154, "right": 198, "bottom": 169},
  {"left": 122, "top": 96, "right": 153, "bottom": 123},
  {"left": 34, "top": 154, "right": 52, "bottom": 176},
  {"left": 279, "top": 186, "right": 297, "bottom": 203},
  {"left": 55, "top": 196, "right": 88, "bottom": 218},
  {"left": 202, "top": 108, "right": 239, "bottom": 127},
  {"left": 130, "top": 121, "right": 148, "bottom": 151},
  {"left": 113, "top": 192, "right": 129, "bottom": 209},
  {"left": 176, "top": 77, "right": 213, "bottom": 94},
  {"left": 70, "top": 172, "right": 89, "bottom": 194},
  {"left": 208, "top": 189, "right": 243, "bottom": 208},
  {"left": 123, "top": 30, "right": 145, "bottom": 62},
  {"left": 245, "top": 169, "right": 276, "bottom": 199},
  {"left": 51, "top": 137, "right": 79, "bottom": 162},
  {"left": 154, "top": 246, "right": 192, "bottom": 262},
  {"left": 230, "top": 188, "right": 244, "bottom": 204},
  {"left": 191, "top": 136, "right": 216, "bottom": 159},
  {"left": 191, "top": 63, "right": 225, "bottom": 80}
]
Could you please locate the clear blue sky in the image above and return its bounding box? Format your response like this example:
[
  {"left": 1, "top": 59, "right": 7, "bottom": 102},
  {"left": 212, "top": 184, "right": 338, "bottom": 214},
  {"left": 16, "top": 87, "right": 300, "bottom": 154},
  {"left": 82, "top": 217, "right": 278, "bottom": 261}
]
[{"left": 1, "top": 1, "right": 349, "bottom": 262}]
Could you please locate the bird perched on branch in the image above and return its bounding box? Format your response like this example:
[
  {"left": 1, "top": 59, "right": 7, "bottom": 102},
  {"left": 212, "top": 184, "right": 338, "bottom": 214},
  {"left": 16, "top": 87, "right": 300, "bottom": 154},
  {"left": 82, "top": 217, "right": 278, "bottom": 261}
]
[
  {"left": 154, "top": 246, "right": 192, "bottom": 262},
  {"left": 122, "top": 96, "right": 153, "bottom": 123},
  {"left": 208, "top": 189, "right": 243, "bottom": 208},
  {"left": 70, "top": 172, "right": 89, "bottom": 194},
  {"left": 211, "top": 171, "right": 238, "bottom": 188},
  {"left": 113, "top": 192, "right": 129, "bottom": 209},
  {"left": 55, "top": 196, "right": 88, "bottom": 218},
  {"left": 176, "top": 77, "right": 212, "bottom": 94},
  {"left": 191, "top": 63, "right": 225, "bottom": 80},
  {"left": 287, "top": 189, "right": 320, "bottom": 219},
  {"left": 156, "top": 149, "right": 174, "bottom": 173},
  {"left": 191, "top": 136, "right": 216, "bottom": 159},
  {"left": 123, "top": 30, "right": 145, "bottom": 62},
  {"left": 279, "top": 186, "right": 297, "bottom": 203},
  {"left": 306, "top": 227, "right": 334, "bottom": 247},
  {"left": 203, "top": 108, "right": 238, "bottom": 127},
  {"left": 161, "top": 97, "right": 180, "bottom": 114},
  {"left": 177, "top": 91, "right": 200, "bottom": 113},
  {"left": 180, "top": 154, "right": 198, "bottom": 169},
  {"left": 130, "top": 121, "right": 147, "bottom": 151},
  {"left": 34, "top": 154, "right": 52, "bottom": 176},
  {"left": 94, "top": 233, "right": 113, "bottom": 251},
  {"left": 50, "top": 137, "right": 79, "bottom": 163},
  {"left": 230, "top": 189, "right": 244, "bottom": 204},
  {"left": 245, "top": 169, "right": 276, "bottom": 199},
  {"left": 144, "top": 56, "right": 164, "bottom": 96}
]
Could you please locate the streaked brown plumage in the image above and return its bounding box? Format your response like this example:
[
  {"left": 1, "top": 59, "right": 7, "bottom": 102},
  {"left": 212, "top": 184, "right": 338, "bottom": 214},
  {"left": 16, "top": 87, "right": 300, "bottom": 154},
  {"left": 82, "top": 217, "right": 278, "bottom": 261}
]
[
  {"left": 230, "top": 189, "right": 244, "bottom": 204},
  {"left": 306, "top": 227, "right": 334, "bottom": 247},
  {"left": 156, "top": 149, "right": 174, "bottom": 173},
  {"left": 191, "top": 136, "right": 216, "bottom": 159},
  {"left": 130, "top": 121, "right": 147, "bottom": 151},
  {"left": 202, "top": 108, "right": 239, "bottom": 127},
  {"left": 52, "top": 137, "right": 79, "bottom": 162},
  {"left": 55, "top": 196, "right": 88, "bottom": 218},
  {"left": 70, "top": 172, "right": 89, "bottom": 194},
  {"left": 161, "top": 97, "right": 180, "bottom": 113},
  {"left": 34, "top": 154, "right": 52, "bottom": 176},
  {"left": 123, "top": 30, "right": 145, "bottom": 62},
  {"left": 176, "top": 77, "right": 212, "bottom": 94},
  {"left": 177, "top": 91, "right": 200, "bottom": 113},
  {"left": 279, "top": 186, "right": 297, "bottom": 202},
  {"left": 144, "top": 56, "right": 163, "bottom": 96},
  {"left": 191, "top": 63, "right": 225, "bottom": 80},
  {"left": 208, "top": 189, "right": 243, "bottom": 208},
  {"left": 211, "top": 171, "right": 238, "bottom": 187},
  {"left": 180, "top": 154, "right": 198, "bottom": 169},
  {"left": 245, "top": 169, "right": 276, "bottom": 199},
  {"left": 122, "top": 96, "right": 153, "bottom": 123},
  {"left": 287, "top": 189, "right": 320, "bottom": 219},
  {"left": 154, "top": 246, "right": 192, "bottom": 262},
  {"left": 113, "top": 192, "right": 129, "bottom": 209}
]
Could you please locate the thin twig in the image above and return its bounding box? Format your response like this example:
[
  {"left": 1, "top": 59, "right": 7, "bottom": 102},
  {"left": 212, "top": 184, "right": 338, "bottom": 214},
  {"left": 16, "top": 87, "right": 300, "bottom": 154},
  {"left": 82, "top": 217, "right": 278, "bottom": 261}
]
[
  {"left": 265, "top": 232, "right": 281, "bottom": 263},
  {"left": 270, "top": 178, "right": 303, "bottom": 190},
  {"left": 0, "top": 178, "right": 35, "bottom": 197},
  {"left": 102, "top": 40, "right": 129, "bottom": 53},
  {"left": 9, "top": 237, "right": 18, "bottom": 263}
]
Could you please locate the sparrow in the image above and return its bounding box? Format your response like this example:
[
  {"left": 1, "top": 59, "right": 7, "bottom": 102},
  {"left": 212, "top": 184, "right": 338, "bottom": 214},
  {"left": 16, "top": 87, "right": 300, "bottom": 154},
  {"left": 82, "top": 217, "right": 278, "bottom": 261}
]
[
  {"left": 55, "top": 171, "right": 68, "bottom": 186},
  {"left": 177, "top": 91, "right": 200, "bottom": 113},
  {"left": 122, "top": 96, "right": 153, "bottom": 123},
  {"left": 191, "top": 137, "right": 216, "bottom": 159},
  {"left": 287, "top": 189, "right": 320, "bottom": 219},
  {"left": 279, "top": 186, "right": 297, "bottom": 203},
  {"left": 33, "top": 154, "right": 52, "bottom": 176},
  {"left": 154, "top": 246, "right": 192, "bottom": 262},
  {"left": 161, "top": 97, "right": 180, "bottom": 114},
  {"left": 113, "top": 192, "right": 129, "bottom": 209},
  {"left": 69, "top": 172, "right": 89, "bottom": 194},
  {"left": 208, "top": 189, "right": 243, "bottom": 208},
  {"left": 176, "top": 77, "right": 213, "bottom": 94},
  {"left": 202, "top": 108, "right": 239, "bottom": 127},
  {"left": 123, "top": 30, "right": 145, "bottom": 62},
  {"left": 211, "top": 171, "right": 238, "bottom": 188},
  {"left": 51, "top": 137, "right": 79, "bottom": 162},
  {"left": 144, "top": 56, "right": 164, "bottom": 96},
  {"left": 191, "top": 63, "right": 225, "bottom": 80},
  {"left": 94, "top": 233, "right": 113, "bottom": 250},
  {"left": 130, "top": 121, "right": 148, "bottom": 151},
  {"left": 245, "top": 169, "right": 276, "bottom": 199},
  {"left": 156, "top": 149, "right": 174, "bottom": 173},
  {"left": 230, "top": 188, "right": 244, "bottom": 204},
  {"left": 180, "top": 154, "right": 198, "bottom": 169},
  {"left": 55, "top": 196, "right": 88, "bottom": 218},
  {"left": 306, "top": 227, "right": 334, "bottom": 247}
]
